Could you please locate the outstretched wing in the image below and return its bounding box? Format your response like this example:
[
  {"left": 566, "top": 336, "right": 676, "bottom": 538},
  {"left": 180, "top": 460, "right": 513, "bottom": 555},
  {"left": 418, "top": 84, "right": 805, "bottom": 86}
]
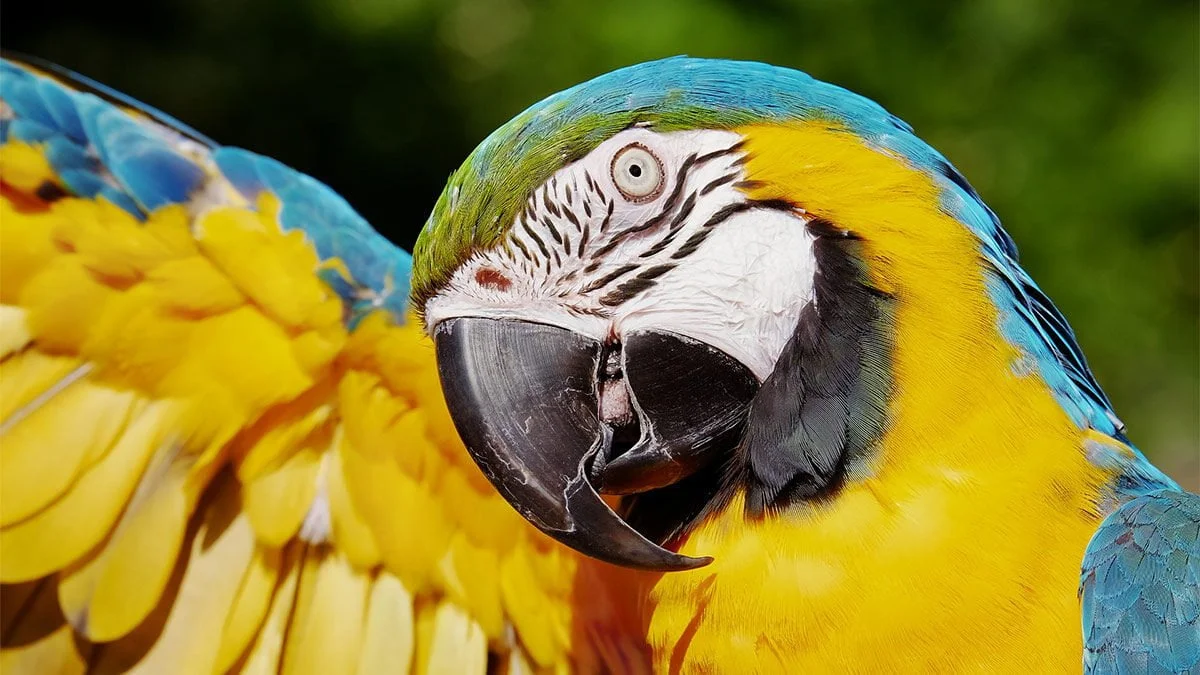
[
  {"left": 0, "top": 57, "right": 643, "bottom": 674},
  {"left": 1080, "top": 489, "right": 1200, "bottom": 674}
]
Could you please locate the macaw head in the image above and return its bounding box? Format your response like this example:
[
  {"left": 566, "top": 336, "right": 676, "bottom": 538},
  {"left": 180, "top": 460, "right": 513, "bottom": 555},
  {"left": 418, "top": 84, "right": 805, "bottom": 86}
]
[{"left": 412, "top": 57, "right": 1108, "bottom": 570}]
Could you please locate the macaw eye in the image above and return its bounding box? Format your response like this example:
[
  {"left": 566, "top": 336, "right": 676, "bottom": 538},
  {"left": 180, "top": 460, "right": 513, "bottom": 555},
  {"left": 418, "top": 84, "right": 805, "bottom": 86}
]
[{"left": 610, "top": 143, "right": 664, "bottom": 202}]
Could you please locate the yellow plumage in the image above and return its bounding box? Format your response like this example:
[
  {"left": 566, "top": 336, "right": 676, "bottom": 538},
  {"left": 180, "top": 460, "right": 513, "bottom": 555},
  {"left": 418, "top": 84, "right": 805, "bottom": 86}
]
[
  {"left": 0, "top": 139, "right": 645, "bottom": 672},
  {"left": 638, "top": 122, "right": 1120, "bottom": 672},
  {"left": 0, "top": 379, "right": 136, "bottom": 526}
]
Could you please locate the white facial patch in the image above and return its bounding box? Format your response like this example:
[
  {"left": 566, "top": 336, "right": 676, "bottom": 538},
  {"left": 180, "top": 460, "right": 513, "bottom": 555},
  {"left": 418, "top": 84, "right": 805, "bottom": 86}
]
[
  {"left": 424, "top": 127, "right": 818, "bottom": 382},
  {"left": 616, "top": 208, "right": 815, "bottom": 380}
]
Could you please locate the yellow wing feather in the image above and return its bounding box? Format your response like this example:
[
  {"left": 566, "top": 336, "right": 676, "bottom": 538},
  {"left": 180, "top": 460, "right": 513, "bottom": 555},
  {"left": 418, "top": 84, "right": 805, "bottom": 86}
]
[{"left": 0, "top": 137, "right": 647, "bottom": 672}]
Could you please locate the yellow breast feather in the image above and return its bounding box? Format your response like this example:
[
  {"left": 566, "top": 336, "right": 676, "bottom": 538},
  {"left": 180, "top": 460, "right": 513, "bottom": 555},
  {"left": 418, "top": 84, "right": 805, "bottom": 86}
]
[
  {"left": 0, "top": 139, "right": 646, "bottom": 674},
  {"left": 641, "top": 122, "right": 1118, "bottom": 673}
]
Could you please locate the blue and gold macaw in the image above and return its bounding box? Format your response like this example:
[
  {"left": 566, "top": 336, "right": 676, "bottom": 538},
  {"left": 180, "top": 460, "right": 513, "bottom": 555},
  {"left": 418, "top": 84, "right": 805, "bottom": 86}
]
[
  {"left": 0, "top": 54, "right": 1196, "bottom": 674},
  {"left": 414, "top": 57, "right": 1200, "bottom": 673}
]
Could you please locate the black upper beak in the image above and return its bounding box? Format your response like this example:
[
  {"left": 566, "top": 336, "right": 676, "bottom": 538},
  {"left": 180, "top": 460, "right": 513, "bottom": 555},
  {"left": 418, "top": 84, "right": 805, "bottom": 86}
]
[{"left": 433, "top": 317, "right": 712, "bottom": 571}]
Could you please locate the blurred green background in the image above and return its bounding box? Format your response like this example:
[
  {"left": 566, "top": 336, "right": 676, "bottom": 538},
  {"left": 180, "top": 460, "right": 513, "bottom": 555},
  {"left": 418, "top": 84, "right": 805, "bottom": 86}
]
[{"left": 3, "top": 0, "right": 1196, "bottom": 489}]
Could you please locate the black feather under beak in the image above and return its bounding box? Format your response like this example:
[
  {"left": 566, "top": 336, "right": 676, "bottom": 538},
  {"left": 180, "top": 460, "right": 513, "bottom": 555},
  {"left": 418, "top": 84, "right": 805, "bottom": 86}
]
[{"left": 434, "top": 317, "right": 759, "bottom": 571}]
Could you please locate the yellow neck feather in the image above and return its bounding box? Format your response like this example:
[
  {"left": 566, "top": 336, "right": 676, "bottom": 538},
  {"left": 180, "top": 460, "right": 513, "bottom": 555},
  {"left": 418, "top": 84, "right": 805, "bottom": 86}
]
[{"left": 634, "top": 122, "right": 1116, "bottom": 672}]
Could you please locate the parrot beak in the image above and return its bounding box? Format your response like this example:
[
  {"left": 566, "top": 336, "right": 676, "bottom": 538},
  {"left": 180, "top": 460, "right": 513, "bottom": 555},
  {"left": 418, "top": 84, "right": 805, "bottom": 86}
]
[{"left": 433, "top": 317, "right": 713, "bottom": 571}]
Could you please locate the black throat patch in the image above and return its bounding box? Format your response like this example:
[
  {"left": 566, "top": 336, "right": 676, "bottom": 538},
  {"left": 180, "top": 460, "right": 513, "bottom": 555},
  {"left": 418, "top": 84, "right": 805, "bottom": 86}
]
[{"left": 739, "top": 218, "right": 895, "bottom": 515}]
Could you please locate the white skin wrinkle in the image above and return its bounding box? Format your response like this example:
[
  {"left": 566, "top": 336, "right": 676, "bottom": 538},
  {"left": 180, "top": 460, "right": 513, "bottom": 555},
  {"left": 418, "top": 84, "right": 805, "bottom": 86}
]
[{"left": 424, "top": 127, "right": 818, "bottom": 382}]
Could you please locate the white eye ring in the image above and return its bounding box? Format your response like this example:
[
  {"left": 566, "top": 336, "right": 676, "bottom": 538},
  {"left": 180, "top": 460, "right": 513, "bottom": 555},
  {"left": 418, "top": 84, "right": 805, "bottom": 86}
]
[{"left": 610, "top": 143, "right": 665, "bottom": 202}]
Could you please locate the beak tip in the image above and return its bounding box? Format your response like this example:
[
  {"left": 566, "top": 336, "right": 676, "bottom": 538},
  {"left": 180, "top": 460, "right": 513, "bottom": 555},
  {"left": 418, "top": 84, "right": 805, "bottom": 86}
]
[
  {"left": 675, "top": 554, "right": 715, "bottom": 571},
  {"left": 580, "top": 535, "right": 713, "bottom": 571}
]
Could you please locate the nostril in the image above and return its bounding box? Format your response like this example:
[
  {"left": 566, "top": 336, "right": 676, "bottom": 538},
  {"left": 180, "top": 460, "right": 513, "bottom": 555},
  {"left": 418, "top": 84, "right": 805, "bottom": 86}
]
[
  {"left": 597, "top": 341, "right": 640, "bottom": 460},
  {"left": 598, "top": 379, "right": 640, "bottom": 483},
  {"left": 602, "top": 345, "right": 622, "bottom": 379},
  {"left": 597, "top": 342, "right": 628, "bottom": 424},
  {"left": 599, "top": 378, "right": 634, "bottom": 426}
]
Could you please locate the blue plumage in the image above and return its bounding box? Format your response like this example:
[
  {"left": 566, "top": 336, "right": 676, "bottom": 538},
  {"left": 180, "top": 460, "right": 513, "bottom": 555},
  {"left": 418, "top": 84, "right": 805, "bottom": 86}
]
[
  {"left": 76, "top": 94, "right": 207, "bottom": 212},
  {"left": 34, "top": 76, "right": 89, "bottom": 143},
  {"left": 0, "top": 66, "right": 58, "bottom": 129},
  {"left": 1081, "top": 490, "right": 1200, "bottom": 674},
  {"left": 1, "top": 55, "right": 214, "bottom": 147},
  {"left": 55, "top": 166, "right": 105, "bottom": 197},
  {"left": 0, "top": 57, "right": 412, "bottom": 326},
  {"left": 43, "top": 134, "right": 94, "bottom": 172},
  {"left": 8, "top": 118, "right": 56, "bottom": 144}
]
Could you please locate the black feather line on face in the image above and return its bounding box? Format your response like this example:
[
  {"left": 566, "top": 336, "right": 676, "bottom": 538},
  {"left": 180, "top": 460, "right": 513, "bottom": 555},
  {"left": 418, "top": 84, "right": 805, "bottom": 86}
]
[
  {"left": 590, "top": 237, "right": 623, "bottom": 262},
  {"left": 596, "top": 199, "right": 793, "bottom": 312},
  {"left": 640, "top": 190, "right": 751, "bottom": 260},
  {"left": 639, "top": 233, "right": 677, "bottom": 259},
  {"left": 700, "top": 172, "right": 739, "bottom": 196},
  {"left": 520, "top": 217, "right": 550, "bottom": 259},
  {"left": 577, "top": 222, "right": 591, "bottom": 257},
  {"left": 581, "top": 263, "right": 641, "bottom": 294},
  {"left": 509, "top": 232, "right": 533, "bottom": 261},
  {"left": 667, "top": 192, "right": 698, "bottom": 231},
  {"left": 564, "top": 207, "right": 581, "bottom": 230},
  {"left": 598, "top": 263, "right": 677, "bottom": 307},
  {"left": 693, "top": 140, "right": 747, "bottom": 166},
  {"left": 543, "top": 216, "right": 564, "bottom": 245},
  {"left": 620, "top": 217, "right": 895, "bottom": 543},
  {"left": 598, "top": 200, "right": 615, "bottom": 233}
]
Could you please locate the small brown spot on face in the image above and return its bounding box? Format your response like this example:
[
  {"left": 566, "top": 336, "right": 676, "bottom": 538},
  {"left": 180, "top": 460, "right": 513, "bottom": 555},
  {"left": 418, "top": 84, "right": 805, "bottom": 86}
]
[{"left": 474, "top": 267, "right": 511, "bottom": 291}]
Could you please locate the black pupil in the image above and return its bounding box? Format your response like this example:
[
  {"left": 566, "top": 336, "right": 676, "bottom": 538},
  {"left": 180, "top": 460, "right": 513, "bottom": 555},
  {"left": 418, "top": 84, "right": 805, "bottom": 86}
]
[{"left": 628, "top": 163, "right": 643, "bottom": 178}]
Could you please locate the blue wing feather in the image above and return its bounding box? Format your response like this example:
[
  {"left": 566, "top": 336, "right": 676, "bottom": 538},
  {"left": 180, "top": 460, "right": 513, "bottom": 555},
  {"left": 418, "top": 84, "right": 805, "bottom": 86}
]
[
  {"left": 0, "top": 56, "right": 412, "bottom": 324},
  {"left": 1081, "top": 490, "right": 1200, "bottom": 674}
]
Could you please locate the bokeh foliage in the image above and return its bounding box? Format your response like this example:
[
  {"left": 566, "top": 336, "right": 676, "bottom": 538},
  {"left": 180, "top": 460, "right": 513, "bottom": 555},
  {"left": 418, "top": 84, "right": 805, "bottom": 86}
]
[{"left": 3, "top": 0, "right": 1196, "bottom": 488}]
